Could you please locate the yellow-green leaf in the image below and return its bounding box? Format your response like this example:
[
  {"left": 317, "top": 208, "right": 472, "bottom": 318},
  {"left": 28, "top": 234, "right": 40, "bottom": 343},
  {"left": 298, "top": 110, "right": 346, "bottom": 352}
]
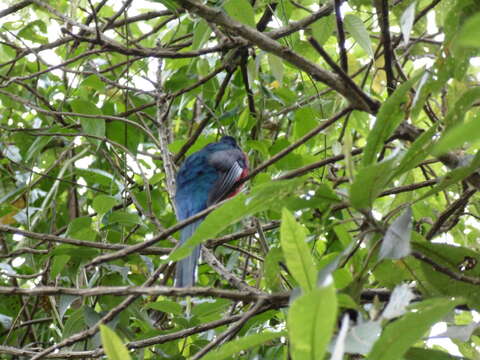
[
  {"left": 288, "top": 284, "right": 337, "bottom": 360},
  {"left": 280, "top": 208, "right": 316, "bottom": 291},
  {"left": 100, "top": 324, "right": 132, "bottom": 360},
  {"left": 224, "top": 0, "right": 256, "bottom": 28}
]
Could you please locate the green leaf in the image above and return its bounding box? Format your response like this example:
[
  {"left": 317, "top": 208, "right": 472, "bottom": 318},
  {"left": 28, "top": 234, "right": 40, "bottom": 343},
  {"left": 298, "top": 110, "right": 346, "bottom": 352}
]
[
  {"left": 238, "top": 107, "right": 252, "bottom": 130},
  {"left": 108, "top": 210, "right": 142, "bottom": 226},
  {"left": 288, "top": 284, "right": 337, "bottom": 360},
  {"left": 51, "top": 245, "right": 100, "bottom": 260},
  {"left": 280, "top": 208, "right": 316, "bottom": 291},
  {"left": 18, "top": 20, "right": 48, "bottom": 43},
  {"left": 169, "top": 178, "right": 304, "bottom": 261},
  {"left": 408, "top": 240, "right": 480, "bottom": 308},
  {"left": 405, "top": 347, "right": 467, "bottom": 360},
  {"left": 63, "top": 308, "right": 85, "bottom": 337},
  {"left": 105, "top": 121, "right": 142, "bottom": 154},
  {"left": 66, "top": 217, "right": 96, "bottom": 241},
  {"left": 362, "top": 75, "right": 420, "bottom": 167},
  {"left": 81, "top": 75, "right": 106, "bottom": 92},
  {"left": 202, "top": 331, "right": 286, "bottom": 360},
  {"left": 268, "top": 53, "right": 284, "bottom": 84},
  {"left": 344, "top": 14, "right": 373, "bottom": 58},
  {"left": 76, "top": 168, "right": 121, "bottom": 190},
  {"left": 443, "top": 87, "right": 480, "bottom": 127},
  {"left": 368, "top": 297, "right": 462, "bottom": 360},
  {"left": 92, "top": 195, "right": 118, "bottom": 215},
  {"left": 146, "top": 300, "right": 182, "bottom": 315},
  {"left": 192, "top": 19, "right": 212, "bottom": 50},
  {"left": 66, "top": 217, "right": 92, "bottom": 233},
  {"left": 391, "top": 124, "right": 438, "bottom": 179},
  {"left": 431, "top": 89, "right": 480, "bottom": 154},
  {"left": 100, "top": 324, "right": 132, "bottom": 360},
  {"left": 433, "top": 112, "right": 480, "bottom": 155},
  {"left": 264, "top": 248, "right": 284, "bottom": 291},
  {"left": 25, "top": 135, "right": 53, "bottom": 162},
  {"left": 71, "top": 99, "right": 105, "bottom": 146},
  {"left": 411, "top": 71, "right": 432, "bottom": 119},
  {"left": 350, "top": 153, "right": 400, "bottom": 209},
  {"left": 223, "top": 0, "right": 256, "bottom": 28},
  {"left": 51, "top": 255, "right": 71, "bottom": 278},
  {"left": 456, "top": 12, "right": 480, "bottom": 48},
  {"left": 293, "top": 107, "right": 317, "bottom": 140},
  {"left": 192, "top": 299, "right": 231, "bottom": 321},
  {"left": 311, "top": 15, "right": 335, "bottom": 45},
  {"left": 150, "top": 0, "right": 180, "bottom": 12},
  {"left": 416, "top": 151, "right": 480, "bottom": 202}
]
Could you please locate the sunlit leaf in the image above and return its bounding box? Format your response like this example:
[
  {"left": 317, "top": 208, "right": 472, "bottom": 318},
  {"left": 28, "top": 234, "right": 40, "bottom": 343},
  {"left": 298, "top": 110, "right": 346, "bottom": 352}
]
[
  {"left": 223, "top": 0, "right": 255, "bottom": 28},
  {"left": 192, "top": 19, "right": 212, "bottom": 50},
  {"left": 288, "top": 284, "right": 337, "bottom": 360},
  {"left": 456, "top": 12, "right": 480, "bottom": 48},
  {"left": 312, "top": 15, "right": 335, "bottom": 45},
  {"left": 344, "top": 14, "right": 374, "bottom": 58},
  {"left": 280, "top": 208, "right": 316, "bottom": 291},
  {"left": 400, "top": 2, "right": 416, "bottom": 45},
  {"left": 100, "top": 324, "right": 132, "bottom": 360},
  {"left": 362, "top": 75, "right": 420, "bottom": 167}
]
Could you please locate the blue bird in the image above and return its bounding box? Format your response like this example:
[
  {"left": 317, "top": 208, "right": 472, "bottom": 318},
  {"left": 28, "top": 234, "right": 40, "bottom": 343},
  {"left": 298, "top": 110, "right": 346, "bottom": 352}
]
[{"left": 174, "top": 136, "right": 249, "bottom": 287}]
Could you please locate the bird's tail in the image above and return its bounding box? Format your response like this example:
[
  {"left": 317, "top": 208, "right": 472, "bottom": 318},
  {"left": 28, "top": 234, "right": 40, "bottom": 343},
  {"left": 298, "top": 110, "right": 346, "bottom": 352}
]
[{"left": 175, "top": 220, "right": 202, "bottom": 287}]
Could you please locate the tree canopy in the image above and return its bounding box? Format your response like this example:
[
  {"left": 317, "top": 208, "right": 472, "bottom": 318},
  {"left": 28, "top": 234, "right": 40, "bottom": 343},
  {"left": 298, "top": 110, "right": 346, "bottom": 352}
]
[{"left": 1, "top": 0, "right": 480, "bottom": 359}]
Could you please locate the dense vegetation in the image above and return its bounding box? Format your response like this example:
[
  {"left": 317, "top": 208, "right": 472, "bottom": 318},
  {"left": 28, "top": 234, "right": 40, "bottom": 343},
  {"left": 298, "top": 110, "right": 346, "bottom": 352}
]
[{"left": 1, "top": 0, "right": 480, "bottom": 359}]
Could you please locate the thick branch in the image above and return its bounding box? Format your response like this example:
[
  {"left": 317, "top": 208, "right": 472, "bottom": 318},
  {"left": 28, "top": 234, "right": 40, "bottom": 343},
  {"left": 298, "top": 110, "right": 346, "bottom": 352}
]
[{"left": 177, "top": 0, "right": 378, "bottom": 112}]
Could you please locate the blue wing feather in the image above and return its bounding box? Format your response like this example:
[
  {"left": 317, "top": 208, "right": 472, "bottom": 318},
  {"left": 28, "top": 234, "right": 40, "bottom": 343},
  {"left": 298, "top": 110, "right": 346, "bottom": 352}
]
[{"left": 174, "top": 137, "right": 247, "bottom": 287}]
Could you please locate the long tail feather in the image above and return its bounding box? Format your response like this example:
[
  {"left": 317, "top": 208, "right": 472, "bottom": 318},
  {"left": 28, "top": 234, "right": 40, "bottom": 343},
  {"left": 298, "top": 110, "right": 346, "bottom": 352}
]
[{"left": 175, "top": 220, "right": 202, "bottom": 287}]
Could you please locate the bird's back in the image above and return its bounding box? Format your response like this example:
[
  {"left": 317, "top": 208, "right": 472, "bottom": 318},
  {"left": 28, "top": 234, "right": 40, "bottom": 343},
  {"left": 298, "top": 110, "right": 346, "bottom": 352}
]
[{"left": 175, "top": 140, "right": 243, "bottom": 220}]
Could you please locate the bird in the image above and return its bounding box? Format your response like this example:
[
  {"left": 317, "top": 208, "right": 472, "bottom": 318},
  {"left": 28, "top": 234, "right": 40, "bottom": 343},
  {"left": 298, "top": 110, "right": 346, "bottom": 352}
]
[{"left": 174, "top": 136, "right": 249, "bottom": 287}]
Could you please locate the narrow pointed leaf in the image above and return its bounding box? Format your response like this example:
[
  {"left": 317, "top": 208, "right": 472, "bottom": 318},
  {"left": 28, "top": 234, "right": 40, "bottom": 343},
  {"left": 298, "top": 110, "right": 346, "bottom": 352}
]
[
  {"left": 362, "top": 75, "right": 420, "bottom": 167},
  {"left": 280, "top": 208, "right": 317, "bottom": 291},
  {"left": 344, "top": 14, "right": 373, "bottom": 58},
  {"left": 432, "top": 112, "right": 480, "bottom": 155},
  {"left": 391, "top": 125, "right": 438, "bottom": 179},
  {"left": 400, "top": 2, "right": 416, "bottom": 45},
  {"left": 379, "top": 207, "right": 412, "bottom": 260},
  {"left": 288, "top": 285, "right": 337, "bottom": 360},
  {"left": 192, "top": 19, "right": 212, "bottom": 50},
  {"left": 100, "top": 324, "right": 132, "bottom": 360},
  {"left": 381, "top": 284, "right": 416, "bottom": 319},
  {"left": 416, "top": 151, "right": 480, "bottom": 202},
  {"left": 350, "top": 153, "right": 399, "bottom": 209}
]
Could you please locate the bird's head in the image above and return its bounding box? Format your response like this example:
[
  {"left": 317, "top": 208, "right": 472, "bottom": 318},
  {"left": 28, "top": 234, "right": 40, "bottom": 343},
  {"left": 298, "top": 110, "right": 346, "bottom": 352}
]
[{"left": 220, "top": 136, "right": 237, "bottom": 147}]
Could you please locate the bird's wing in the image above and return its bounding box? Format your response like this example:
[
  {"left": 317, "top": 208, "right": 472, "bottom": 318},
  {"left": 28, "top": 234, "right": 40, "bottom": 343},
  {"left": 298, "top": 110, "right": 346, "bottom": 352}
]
[{"left": 207, "top": 149, "right": 246, "bottom": 205}]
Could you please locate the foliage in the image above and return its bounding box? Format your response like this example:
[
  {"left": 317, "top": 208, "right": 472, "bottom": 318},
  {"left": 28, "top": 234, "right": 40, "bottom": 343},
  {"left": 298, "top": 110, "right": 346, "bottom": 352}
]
[{"left": 0, "top": 0, "right": 480, "bottom": 359}]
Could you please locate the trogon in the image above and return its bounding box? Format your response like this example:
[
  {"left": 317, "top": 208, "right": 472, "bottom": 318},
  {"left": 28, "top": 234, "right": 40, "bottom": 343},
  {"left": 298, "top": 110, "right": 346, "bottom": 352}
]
[{"left": 174, "top": 136, "right": 249, "bottom": 287}]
